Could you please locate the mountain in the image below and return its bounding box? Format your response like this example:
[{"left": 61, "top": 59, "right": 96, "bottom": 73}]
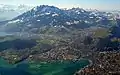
[
  {"left": 0, "top": 4, "right": 33, "bottom": 21},
  {"left": 0, "top": 5, "right": 119, "bottom": 33}
]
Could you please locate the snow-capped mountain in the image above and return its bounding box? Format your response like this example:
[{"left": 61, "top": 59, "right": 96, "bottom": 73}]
[
  {"left": 0, "top": 4, "right": 33, "bottom": 21},
  {"left": 1, "top": 5, "right": 119, "bottom": 33}
]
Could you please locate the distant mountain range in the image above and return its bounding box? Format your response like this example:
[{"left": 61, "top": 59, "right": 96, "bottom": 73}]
[
  {"left": 0, "top": 5, "right": 120, "bottom": 33},
  {"left": 0, "top": 4, "right": 33, "bottom": 21}
]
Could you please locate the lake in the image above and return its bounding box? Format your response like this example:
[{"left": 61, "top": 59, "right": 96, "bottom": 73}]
[{"left": 0, "top": 58, "right": 90, "bottom": 75}]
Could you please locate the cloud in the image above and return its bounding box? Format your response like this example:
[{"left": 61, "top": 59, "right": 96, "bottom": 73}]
[{"left": 0, "top": 0, "right": 120, "bottom": 10}]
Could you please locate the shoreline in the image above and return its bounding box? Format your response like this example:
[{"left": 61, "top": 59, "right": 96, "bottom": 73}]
[{"left": 74, "top": 59, "right": 93, "bottom": 75}]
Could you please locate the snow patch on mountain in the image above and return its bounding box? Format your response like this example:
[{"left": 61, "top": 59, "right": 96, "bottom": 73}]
[
  {"left": 52, "top": 13, "right": 59, "bottom": 17},
  {"left": 8, "top": 19, "right": 21, "bottom": 23}
]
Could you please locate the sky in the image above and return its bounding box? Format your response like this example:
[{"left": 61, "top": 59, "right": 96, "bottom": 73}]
[{"left": 0, "top": 0, "right": 120, "bottom": 11}]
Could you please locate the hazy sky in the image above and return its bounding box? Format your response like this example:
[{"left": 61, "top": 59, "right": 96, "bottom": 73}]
[{"left": 0, "top": 0, "right": 120, "bottom": 10}]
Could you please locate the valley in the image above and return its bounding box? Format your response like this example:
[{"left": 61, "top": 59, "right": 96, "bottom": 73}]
[{"left": 0, "top": 4, "right": 120, "bottom": 75}]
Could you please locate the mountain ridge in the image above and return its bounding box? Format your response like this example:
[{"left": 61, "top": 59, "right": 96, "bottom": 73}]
[{"left": 0, "top": 5, "right": 119, "bottom": 33}]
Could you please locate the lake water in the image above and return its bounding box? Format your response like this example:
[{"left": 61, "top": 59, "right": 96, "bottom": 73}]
[{"left": 0, "top": 58, "right": 90, "bottom": 75}]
